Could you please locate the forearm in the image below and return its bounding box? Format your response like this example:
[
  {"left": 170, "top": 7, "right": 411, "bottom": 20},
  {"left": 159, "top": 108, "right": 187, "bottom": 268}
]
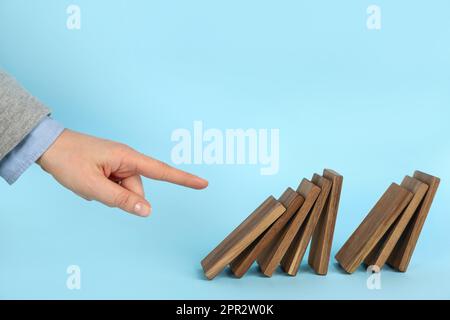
[
  {"left": 0, "top": 116, "right": 64, "bottom": 184},
  {"left": 0, "top": 70, "right": 50, "bottom": 161}
]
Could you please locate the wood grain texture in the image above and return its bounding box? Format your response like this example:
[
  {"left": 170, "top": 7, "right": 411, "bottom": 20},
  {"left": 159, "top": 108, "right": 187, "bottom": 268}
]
[
  {"left": 201, "top": 196, "right": 286, "bottom": 280},
  {"left": 387, "top": 171, "right": 440, "bottom": 272},
  {"left": 257, "top": 179, "right": 321, "bottom": 277},
  {"left": 364, "top": 176, "right": 428, "bottom": 269},
  {"left": 308, "top": 169, "right": 343, "bottom": 275},
  {"left": 335, "top": 183, "right": 413, "bottom": 273},
  {"left": 229, "top": 188, "right": 304, "bottom": 278},
  {"left": 281, "top": 174, "right": 332, "bottom": 276}
]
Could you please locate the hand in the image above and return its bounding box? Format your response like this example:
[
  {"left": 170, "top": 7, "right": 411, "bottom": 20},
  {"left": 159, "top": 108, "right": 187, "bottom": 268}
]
[{"left": 37, "top": 129, "right": 208, "bottom": 217}]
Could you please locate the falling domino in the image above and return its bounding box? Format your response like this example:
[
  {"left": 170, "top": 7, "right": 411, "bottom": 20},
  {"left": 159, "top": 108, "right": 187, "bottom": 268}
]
[
  {"left": 364, "top": 176, "right": 428, "bottom": 269},
  {"left": 308, "top": 169, "right": 344, "bottom": 275},
  {"left": 230, "top": 188, "right": 304, "bottom": 278},
  {"left": 281, "top": 174, "right": 332, "bottom": 276},
  {"left": 257, "top": 179, "right": 320, "bottom": 277},
  {"left": 335, "top": 183, "right": 413, "bottom": 274},
  {"left": 201, "top": 196, "right": 286, "bottom": 280},
  {"left": 387, "top": 171, "right": 440, "bottom": 272}
]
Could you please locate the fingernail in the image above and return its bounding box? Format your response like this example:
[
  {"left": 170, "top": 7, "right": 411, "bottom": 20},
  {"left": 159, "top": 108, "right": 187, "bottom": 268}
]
[
  {"left": 196, "top": 177, "right": 209, "bottom": 188},
  {"left": 134, "top": 202, "right": 151, "bottom": 216}
]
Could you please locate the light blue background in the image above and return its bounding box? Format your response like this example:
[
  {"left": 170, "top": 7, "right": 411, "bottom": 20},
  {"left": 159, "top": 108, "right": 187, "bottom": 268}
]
[{"left": 1, "top": 0, "right": 449, "bottom": 299}]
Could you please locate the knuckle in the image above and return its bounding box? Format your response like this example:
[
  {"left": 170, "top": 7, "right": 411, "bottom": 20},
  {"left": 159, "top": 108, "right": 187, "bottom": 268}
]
[
  {"left": 114, "top": 190, "right": 132, "bottom": 209},
  {"left": 111, "top": 142, "right": 132, "bottom": 158},
  {"left": 112, "top": 143, "right": 137, "bottom": 167},
  {"left": 158, "top": 161, "right": 171, "bottom": 180},
  {"left": 116, "top": 142, "right": 130, "bottom": 152}
]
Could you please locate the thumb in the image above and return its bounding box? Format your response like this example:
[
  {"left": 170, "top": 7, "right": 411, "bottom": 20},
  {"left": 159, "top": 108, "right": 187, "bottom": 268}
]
[{"left": 91, "top": 175, "right": 152, "bottom": 217}]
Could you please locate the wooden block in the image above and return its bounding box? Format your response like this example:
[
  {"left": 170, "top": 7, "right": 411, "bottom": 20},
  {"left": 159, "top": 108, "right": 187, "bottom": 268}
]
[
  {"left": 308, "top": 169, "right": 344, "bottom": 275},
  {"left": 230, "top": 188, "right": 304, "bottom": 278},
  {"left": 257, "top": 179, "right": 321, "bottom": 277},
  {"left": 281, "top": 174, "right": 332, "bottom": 276},
  {"left": 201, "top": 196, "right": 286, "bottom": 280},
  {"left": 387, "top": 171, "right": 440, "bottom": 272},
  {"left": 364, "top": 176, "right": 428, "bottom": 269},
  {"left": 335, "top": 183, "right": 413, "bottom": 273}
]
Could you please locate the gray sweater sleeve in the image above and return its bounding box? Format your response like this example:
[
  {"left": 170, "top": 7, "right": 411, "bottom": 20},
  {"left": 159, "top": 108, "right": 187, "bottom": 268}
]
[{"left": 0, "top": 70, "right": 50, "bottom": 161}]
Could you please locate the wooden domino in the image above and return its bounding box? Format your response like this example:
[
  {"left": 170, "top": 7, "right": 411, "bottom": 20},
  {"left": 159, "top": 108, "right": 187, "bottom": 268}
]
[
  {"left": 335, "top": 183, "right": 413, "bottom": 273},
  {"left": 387, "top": 171, "right": 440, "bottom": 272},
  {"left": 201, "top": 196, "right": 286, "bottom": 280},
  {"left": 364, "top": 176, "right": 428, "bottom": 269},
  {"left": 281, "top": 174, "right": 332, "bottom": 276},
  {"left": 202, "top": 169, "right": 439, "bottom": 280},
  {"left": 257, "top": 179, "right": 320, "bottom": 277},
  {"left": 230, "top": 188, "right": 304, "bottom": 278},
  {"left": 308, "top": 169, "right": 343, "bottom": 275}
]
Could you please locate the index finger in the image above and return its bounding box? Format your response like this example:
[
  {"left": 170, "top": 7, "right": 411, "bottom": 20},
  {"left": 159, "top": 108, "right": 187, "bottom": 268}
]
[{"left": 132, "top": 152, "right": 209, "bottom": 189}]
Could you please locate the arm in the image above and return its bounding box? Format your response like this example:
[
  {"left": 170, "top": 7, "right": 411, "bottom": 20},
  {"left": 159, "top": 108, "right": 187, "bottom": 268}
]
[
  {"left": 0, "top": 116, "right": 64, "bottom": 184},
  {"left": 1, "top": 70, "right": 208, "bottom": 217},
  {"left": 37, "top": 129, "right": 208, "bottom": 217},
  {"left": 0, "top": 70, "right": 50, "bottom": 160}
]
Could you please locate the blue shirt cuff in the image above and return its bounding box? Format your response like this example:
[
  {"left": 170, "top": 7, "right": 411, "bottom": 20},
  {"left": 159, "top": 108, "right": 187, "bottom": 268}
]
[{"left": 0, "top": 117, "right": 64, "bottom": 184}]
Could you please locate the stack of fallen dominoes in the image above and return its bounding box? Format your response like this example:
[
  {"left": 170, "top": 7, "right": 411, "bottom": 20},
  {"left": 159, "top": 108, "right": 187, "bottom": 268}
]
[
  {"left": 201, "top": 169, "right": 344, "bottom": 280},
  {"left": 336, "top": 170, "right": 440, "bottom": 273}
]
